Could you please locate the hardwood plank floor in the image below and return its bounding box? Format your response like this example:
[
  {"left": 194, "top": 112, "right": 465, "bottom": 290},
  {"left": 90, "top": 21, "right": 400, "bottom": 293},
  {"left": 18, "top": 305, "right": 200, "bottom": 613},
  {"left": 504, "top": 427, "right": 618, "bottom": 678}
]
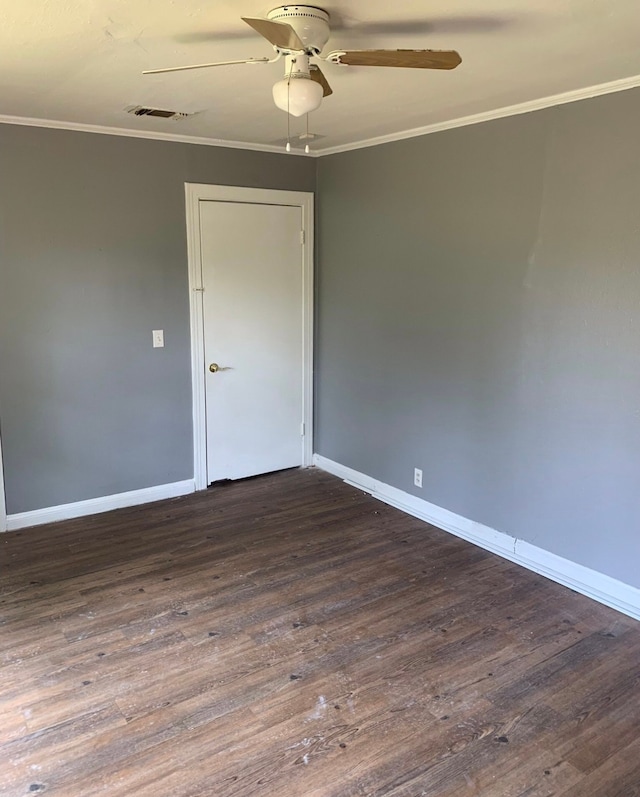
[{"left": 1, "top": 468, "right": 638, "bottom": 796}]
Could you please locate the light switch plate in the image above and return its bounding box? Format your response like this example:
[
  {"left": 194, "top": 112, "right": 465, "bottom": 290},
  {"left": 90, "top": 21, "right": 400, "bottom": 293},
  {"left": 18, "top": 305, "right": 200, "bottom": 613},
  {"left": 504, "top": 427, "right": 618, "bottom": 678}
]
[{"left": 152, "top": 330, "right": 164, "bottom": 348}]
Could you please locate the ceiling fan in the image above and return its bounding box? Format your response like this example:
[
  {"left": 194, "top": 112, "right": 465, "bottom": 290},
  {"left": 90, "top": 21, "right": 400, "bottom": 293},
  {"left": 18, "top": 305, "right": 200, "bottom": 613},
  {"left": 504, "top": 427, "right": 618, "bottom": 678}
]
[{"left": 143, "top": 5, "right": 462, "bottom": 118}]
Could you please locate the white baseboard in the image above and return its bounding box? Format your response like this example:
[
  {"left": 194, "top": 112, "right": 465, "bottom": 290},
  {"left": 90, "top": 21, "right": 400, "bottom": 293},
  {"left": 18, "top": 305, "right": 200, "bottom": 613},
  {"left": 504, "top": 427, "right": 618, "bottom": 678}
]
[
  {"left": 313, "top": 454, "right": 640, "bottom": 622},
  {"left": 5, "top": 479, "right": 196, "bottom": 531}
]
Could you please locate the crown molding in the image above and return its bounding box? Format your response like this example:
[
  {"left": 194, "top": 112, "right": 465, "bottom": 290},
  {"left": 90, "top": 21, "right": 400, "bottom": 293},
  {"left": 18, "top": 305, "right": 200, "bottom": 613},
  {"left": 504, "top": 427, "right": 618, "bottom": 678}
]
[
  {"left": 1, "top": 72, "right": 640, "bottom": 158},
  {"left": 315, "top": 73, "right": 640, "bottom": 156},
  {"left": 0, "top": 113, "right": 311, "bottom": 157}
]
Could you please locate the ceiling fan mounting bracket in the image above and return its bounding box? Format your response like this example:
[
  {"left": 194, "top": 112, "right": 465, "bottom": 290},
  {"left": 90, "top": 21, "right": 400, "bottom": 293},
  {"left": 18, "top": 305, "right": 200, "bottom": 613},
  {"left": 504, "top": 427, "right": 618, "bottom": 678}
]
[{"left": 267, "top": 5, "right": 331, "bottom": 55}]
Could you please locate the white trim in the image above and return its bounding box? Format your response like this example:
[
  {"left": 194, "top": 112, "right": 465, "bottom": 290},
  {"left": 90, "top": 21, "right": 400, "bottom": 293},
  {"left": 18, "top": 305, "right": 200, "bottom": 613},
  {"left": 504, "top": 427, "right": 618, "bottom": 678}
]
[
  {"left": 5, "top": 479, "right": 195, "bottom": 532},
  {"left": 185, "top": 187, "right": 208, "bottom": 491},
  {"left": 0, "top": 113, "right": 310, "bottom": 157},
  {"left": 0, "top": 429, "right": 7, "bottom": 532},
  {"left": 317, "top": 73, "right": 640, "bottom": 156},
  {"left": 2, "top": 73, "right": 640, "bottom": 157},
  {"left": 186, "top": 184, "right": 314, "bottom": 491},
  {"left": 313, "top": 454, "right": 640, "bottom": 622}
]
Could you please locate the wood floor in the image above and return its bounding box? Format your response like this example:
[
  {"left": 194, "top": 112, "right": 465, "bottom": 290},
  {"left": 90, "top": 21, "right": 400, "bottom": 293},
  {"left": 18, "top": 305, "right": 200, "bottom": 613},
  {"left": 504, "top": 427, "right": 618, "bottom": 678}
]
[{"left": 1, "top": 469, "right": 639, "bottom": 797}]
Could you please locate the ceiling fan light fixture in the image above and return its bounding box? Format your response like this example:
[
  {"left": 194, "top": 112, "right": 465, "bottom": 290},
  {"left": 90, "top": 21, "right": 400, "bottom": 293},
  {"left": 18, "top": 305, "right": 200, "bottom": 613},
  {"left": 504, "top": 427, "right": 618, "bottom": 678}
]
[{"left": 272, "top": 75, "right": 323, "bottom": 117}]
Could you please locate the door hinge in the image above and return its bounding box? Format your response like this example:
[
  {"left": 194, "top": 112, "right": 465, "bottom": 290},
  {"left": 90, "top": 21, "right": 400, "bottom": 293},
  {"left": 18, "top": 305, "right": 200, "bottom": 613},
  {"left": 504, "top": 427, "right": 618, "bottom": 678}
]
[
  {"left": 300, "top": 230, "right": 305, "bottom": 245},
  {"left": 193, "top": 287, "right": 205, "bottom": 292},
  {"left": 300, "top": 422, "right": 305, "bottom": 436}
]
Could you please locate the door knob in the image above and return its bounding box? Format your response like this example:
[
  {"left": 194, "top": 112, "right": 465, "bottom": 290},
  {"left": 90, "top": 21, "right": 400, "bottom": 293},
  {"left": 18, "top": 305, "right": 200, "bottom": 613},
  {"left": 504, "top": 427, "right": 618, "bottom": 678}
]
[{"left": 209, "top": 363, "right": 219, "bottom": 373}]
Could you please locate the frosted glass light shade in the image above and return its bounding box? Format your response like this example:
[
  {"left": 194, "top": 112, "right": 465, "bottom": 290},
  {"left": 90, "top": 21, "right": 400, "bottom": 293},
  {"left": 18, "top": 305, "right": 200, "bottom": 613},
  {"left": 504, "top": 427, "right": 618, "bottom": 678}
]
[{"left": 272, "top": 76, "right": 323, "bottom": 117}]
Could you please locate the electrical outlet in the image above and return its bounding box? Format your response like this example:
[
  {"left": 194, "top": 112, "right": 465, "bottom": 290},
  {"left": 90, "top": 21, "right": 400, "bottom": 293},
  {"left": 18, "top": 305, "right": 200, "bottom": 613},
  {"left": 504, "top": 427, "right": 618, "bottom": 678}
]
[
  {"left": 152, "top": 329, "right": 164, "bottom": 348},
  {"left": 414, "top": 468, "right": 423, "bottom": 488}
]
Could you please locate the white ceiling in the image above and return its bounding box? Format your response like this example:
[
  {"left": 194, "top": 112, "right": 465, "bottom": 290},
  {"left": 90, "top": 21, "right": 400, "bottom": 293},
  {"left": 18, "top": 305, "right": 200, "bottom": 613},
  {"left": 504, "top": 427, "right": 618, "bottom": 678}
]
[{"left": 1, "top": 1, "right": 639, "bottom": 155}]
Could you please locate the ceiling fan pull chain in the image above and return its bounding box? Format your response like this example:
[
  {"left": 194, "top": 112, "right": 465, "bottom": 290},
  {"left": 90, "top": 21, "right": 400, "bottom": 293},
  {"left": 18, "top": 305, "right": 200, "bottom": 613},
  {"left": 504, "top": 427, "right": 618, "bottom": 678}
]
[{"left": 286, "top": 72, "right": 292, "bottom": 152}]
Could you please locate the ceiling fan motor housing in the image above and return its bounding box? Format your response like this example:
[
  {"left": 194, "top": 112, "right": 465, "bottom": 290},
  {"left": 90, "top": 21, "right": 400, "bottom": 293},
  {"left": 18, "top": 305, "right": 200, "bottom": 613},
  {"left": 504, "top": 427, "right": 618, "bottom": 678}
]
[{"left": 267, "top": 5, "right": 331, "bottom": 54}]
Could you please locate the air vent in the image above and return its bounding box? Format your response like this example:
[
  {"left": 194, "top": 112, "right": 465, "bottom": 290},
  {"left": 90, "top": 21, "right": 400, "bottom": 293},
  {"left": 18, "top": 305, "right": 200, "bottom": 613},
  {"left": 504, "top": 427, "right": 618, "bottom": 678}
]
[{"left": 126, "top": 105, "right": 191, "bottom": 120}]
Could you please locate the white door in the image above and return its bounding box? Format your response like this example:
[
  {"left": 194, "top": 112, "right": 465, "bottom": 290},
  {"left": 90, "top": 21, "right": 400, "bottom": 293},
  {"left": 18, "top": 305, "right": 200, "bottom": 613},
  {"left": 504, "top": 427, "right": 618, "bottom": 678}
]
[{"left": 199, "top": 200, "right": 305, "bottom": 483}]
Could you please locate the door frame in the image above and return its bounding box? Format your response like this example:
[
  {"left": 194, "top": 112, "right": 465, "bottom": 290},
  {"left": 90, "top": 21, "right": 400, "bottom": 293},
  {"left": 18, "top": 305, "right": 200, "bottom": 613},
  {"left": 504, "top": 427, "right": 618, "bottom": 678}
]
[
  {"left": 0, "top": 428, "right": 7, "bottom": 531},
  {"left": 185, "top": 183, "right": 314, "bottom": 491}
]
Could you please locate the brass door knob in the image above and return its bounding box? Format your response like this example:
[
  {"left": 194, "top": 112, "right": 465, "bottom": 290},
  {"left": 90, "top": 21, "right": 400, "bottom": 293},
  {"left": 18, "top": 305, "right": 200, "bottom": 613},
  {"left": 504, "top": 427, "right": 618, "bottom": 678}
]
[{"left": 209, "top": 363, "right": 219, "bottom": 373}]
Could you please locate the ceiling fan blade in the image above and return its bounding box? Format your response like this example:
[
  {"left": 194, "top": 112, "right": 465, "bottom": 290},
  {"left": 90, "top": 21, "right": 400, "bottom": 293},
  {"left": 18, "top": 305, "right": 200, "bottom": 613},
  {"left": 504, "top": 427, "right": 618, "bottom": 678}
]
[
  {"left": 329, "top": 15, "right": 517, "bottom": 36},
  {"left": 309, "top": 64, "right": 333, "bottom": 97},
  {"left": 241, "top": 17, "right": 305, "bottom": 51},
  {"left": 143, "top": 57, "right": 271, "bottom": 75},
  {"left": 328, "top": 49, "right": 462, "bottom": 70}
]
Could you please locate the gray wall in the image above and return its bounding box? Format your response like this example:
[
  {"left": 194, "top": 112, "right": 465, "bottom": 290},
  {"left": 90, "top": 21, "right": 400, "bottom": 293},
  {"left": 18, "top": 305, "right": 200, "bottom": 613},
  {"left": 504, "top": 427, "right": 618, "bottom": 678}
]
[
  {"left": 0, "top": 124, "right": 315, "bottom": 514},
  {"left": 316, "top": 88, "right": 640, "bottom": 588}
]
